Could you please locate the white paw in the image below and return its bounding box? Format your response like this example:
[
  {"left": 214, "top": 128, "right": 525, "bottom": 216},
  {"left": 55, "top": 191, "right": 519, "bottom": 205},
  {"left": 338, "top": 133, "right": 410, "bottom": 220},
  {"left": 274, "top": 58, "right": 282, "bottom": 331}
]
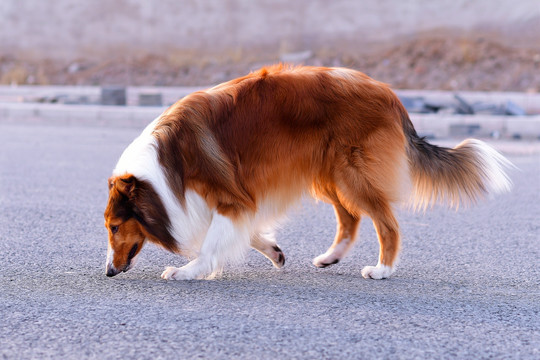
[
  {"left": 161, "top": 266, "right": 197, "bottom": 280},
  {"left": 361, "top": 264, "right": 394, "bottom": 279},
  {"left": 312, "top": 252, "right": 340, "bottom": 268}
]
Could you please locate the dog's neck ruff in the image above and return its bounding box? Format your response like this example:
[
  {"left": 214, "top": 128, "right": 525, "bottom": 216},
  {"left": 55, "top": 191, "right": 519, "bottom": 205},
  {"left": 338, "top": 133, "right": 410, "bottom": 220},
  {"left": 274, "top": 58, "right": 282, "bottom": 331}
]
[{"left": 113, "top": 118, "right": 211, "bottom": 255}]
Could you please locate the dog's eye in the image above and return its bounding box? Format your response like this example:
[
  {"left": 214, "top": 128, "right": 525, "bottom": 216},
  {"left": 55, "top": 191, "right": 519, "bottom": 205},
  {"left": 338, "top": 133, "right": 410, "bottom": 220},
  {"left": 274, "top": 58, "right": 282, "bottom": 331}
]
[{"left": 110, "top": 226, "right": 119, "bottom": 234}]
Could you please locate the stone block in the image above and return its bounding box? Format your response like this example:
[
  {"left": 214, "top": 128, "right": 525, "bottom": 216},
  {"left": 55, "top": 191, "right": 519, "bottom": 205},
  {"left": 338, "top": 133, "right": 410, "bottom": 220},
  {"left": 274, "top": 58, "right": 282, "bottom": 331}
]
[
  {"left": 139, "top": 93, "right": 162, "bottom": 106},
  {"left": 101, "top": 86, "right": 126, "bottom": 106}
]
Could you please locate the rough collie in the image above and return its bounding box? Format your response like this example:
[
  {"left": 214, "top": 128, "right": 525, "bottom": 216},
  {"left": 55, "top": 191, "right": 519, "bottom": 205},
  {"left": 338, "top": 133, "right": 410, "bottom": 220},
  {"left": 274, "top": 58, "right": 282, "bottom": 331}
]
[{"left": 104, "top": 65, "right": 512, "bottom": 280}]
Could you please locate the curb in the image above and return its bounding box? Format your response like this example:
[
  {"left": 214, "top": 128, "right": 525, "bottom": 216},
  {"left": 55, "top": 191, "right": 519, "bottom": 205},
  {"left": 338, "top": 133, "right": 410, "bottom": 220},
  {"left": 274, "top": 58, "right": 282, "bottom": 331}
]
[
  {"left": 396, "top": 90, "right": 540, "bottom": 114},
  {"left": 0, "top": 85, "right": 206, "bottom": 107},
  {"left": 410, "top": 113, "right": 540, "bottom": 140},
  {"left": 0, "top": 102, "right": 166, "bottom": 128}
]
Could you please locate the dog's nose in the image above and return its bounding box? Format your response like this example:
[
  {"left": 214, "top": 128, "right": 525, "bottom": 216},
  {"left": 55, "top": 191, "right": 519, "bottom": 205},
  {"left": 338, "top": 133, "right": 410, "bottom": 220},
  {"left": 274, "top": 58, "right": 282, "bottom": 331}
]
[{"left": 106, "top": 265, "right": 119, "bottom": 277}]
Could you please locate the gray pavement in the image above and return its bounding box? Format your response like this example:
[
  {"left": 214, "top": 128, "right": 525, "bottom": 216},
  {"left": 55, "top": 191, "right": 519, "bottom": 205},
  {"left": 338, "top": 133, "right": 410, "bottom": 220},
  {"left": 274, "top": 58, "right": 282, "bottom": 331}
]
[{"left": 0, "top": 122, "right": 539, "bottom": 359}]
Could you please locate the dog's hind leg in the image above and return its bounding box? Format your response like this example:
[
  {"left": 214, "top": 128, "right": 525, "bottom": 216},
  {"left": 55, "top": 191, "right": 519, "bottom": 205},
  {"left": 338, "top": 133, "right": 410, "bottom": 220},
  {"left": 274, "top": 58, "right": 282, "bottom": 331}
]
[
  {"left": 328, "top": 150, "right": 402, "bottom": 279},
  {"left": 313, "top": 202, "right": 360, "bottom": 268},
  {"left": 250, "top": 231, "right": 285, "bottom": 268},
  {"left": 338, "top": 182, "right": 400, "bottom": 279},
  {"left": 359, "top": 202, "right": 400, "bottom": 279}
]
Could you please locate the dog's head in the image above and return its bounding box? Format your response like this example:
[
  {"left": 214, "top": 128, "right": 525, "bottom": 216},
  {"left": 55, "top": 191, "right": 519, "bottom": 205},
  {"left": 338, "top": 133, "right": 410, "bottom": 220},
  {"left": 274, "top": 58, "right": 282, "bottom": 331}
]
[
  {"left": 104, "top": 175, "right": 146, "bottom": 277},
  {"left": 104, "top": 174, "right": 179, "bottom": 277}
]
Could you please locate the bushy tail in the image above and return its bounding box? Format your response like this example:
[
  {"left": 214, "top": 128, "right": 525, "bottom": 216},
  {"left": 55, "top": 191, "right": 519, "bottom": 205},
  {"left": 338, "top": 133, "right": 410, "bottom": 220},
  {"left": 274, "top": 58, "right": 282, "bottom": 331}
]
[{"left": 400, "top": 109, "right": 514, "bottom": 211}]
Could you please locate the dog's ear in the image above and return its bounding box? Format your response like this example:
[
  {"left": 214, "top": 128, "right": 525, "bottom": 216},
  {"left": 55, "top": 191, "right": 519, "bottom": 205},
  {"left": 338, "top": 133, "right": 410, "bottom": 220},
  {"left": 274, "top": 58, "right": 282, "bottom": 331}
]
[{"left": 114, "top": 175, "right": 136, "bottom": 197}]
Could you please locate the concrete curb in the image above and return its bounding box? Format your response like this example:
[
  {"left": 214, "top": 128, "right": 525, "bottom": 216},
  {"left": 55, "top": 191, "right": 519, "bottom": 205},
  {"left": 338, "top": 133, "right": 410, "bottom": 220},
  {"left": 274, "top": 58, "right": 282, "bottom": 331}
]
[
  {"left": 0, "top": 85, "right": 207, "bottom": 107},
  {"left": 0, "top": 102, "right": 166, "bottom": 127},
  {"left": 396, "top": 90, "right": 540, "bottom": 114},
  {"left": 410, "top": 113, "right": 540, "bottom": 139}
]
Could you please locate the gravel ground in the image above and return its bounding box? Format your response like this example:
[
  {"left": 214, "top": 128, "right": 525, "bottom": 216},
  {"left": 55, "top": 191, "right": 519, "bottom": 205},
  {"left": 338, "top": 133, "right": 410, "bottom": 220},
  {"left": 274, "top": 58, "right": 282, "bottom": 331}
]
[{"left": 2, "top": 37, "right": 540, "bottom": 91}]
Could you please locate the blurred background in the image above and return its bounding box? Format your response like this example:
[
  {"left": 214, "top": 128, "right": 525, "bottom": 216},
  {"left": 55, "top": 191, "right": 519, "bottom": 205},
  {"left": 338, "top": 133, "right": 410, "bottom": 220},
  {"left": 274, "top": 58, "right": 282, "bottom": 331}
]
[{"left": 1, "top": 0, "right": 539, "bottom": 91}]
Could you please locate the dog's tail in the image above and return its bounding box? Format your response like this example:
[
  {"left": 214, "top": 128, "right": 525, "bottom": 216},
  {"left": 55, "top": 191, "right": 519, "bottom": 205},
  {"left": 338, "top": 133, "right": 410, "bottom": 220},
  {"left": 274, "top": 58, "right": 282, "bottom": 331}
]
[{"left": 399, "top": 106, "right": 514, "bottom": 211}]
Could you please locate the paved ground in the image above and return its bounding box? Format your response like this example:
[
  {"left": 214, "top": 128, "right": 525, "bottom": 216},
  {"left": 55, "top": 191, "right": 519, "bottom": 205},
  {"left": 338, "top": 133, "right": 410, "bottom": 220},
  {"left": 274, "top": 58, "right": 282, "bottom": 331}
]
[{"left": 0, "top": 122, "right": 539, "bottom": 359}]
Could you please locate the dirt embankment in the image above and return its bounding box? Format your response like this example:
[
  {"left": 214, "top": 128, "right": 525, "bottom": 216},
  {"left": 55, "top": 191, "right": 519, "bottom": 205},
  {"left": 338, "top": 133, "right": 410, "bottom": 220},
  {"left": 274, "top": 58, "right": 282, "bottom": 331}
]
[{"left": 1, "top": 37, "right": 539, "bottom": 91}]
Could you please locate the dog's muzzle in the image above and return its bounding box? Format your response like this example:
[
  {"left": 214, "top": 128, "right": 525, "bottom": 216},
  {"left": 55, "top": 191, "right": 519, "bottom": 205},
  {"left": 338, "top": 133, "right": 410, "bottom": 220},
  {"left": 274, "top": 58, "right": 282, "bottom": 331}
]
[
  {"left": 106, "top": 264, "right": 121, "bottom": 277},
  {"left": 105, "top": 244, "right": 138, "bottom": 277}
]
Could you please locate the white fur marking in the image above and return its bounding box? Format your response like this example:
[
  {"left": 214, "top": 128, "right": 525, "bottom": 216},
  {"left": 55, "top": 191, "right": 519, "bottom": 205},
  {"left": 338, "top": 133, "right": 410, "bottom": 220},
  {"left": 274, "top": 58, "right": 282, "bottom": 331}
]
[
  {"left": 313, "top": 238, "right": 351, "bottom": 267},
  {"left": 463, "top": 139, "right": 514, "bottom": 194},
  {"left": 161, "top": 212, "right": 251, "bottom": 280},
  {"left": 361, "top": 263, "right": 394, "bottom": 280},
  {"left": 105, "top": 244, "right": 115, "bottom": 272}
]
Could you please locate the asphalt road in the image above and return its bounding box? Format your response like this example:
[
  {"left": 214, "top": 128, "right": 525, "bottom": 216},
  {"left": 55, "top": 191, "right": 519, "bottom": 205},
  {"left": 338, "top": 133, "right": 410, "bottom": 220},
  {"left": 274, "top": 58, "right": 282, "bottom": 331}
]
[{"left": 0, "top": 122, "right": 539, "bottom": 359}]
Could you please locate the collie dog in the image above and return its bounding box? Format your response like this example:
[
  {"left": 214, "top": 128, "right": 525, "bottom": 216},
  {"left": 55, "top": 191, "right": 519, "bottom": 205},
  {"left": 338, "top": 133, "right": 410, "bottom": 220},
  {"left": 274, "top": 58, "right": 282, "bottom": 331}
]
[{"left": 104, "top": 65, "right": 512, "bottom": 280}]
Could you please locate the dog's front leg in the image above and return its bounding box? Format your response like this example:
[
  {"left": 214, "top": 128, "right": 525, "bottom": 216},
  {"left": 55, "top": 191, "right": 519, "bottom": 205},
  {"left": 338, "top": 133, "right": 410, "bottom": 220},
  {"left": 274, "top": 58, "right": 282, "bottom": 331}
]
[{"left": 161, "top": 211, "right": 249, "bottom": 280}]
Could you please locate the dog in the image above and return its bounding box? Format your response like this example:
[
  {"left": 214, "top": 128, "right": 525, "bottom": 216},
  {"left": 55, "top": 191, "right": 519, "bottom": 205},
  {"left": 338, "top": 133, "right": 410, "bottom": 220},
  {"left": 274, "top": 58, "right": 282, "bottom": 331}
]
[{"left": 104, "top": 65, "right": 512, "bottom": 280}]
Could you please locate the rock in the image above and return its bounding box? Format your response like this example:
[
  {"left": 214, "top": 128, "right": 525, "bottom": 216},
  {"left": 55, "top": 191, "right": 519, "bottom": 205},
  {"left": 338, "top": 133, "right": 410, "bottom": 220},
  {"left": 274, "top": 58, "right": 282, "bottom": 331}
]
[
  {"left": 454, "top": 94, "right": 475, "bottom": 115},
  {"left": 400, "top": 96, "right": 428, "bottom": 113},
  {"left": 504, "top": 100, "right": 526, "bottom": 116},
  {"left": 139, "top": 93, "right": 162, "bottom": 107},
  {"left": 101, "top": 86, "right": 126, "bottom": 106}
]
